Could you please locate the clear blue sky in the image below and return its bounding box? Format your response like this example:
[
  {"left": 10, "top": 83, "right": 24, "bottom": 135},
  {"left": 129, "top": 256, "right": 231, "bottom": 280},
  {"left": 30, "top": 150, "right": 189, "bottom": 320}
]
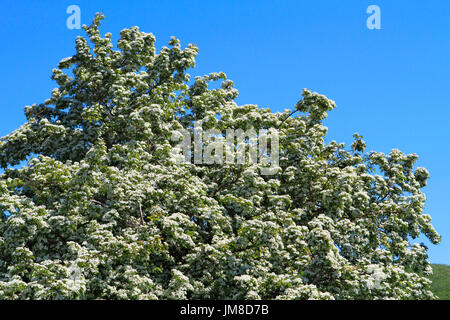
[{"left": 0, "top": 1, "right": 449, "bottom": 264}]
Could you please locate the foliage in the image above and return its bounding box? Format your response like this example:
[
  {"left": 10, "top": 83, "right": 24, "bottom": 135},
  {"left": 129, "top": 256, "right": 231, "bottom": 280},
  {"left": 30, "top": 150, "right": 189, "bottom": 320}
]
[{"left": 0, "top": 13, "right": 441, "bottom": 299}]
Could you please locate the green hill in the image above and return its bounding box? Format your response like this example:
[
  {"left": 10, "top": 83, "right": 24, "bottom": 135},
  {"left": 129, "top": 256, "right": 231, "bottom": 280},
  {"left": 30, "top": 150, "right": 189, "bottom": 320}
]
[{"left": 430, "top": 264, "right": 450, "bottom": 300}]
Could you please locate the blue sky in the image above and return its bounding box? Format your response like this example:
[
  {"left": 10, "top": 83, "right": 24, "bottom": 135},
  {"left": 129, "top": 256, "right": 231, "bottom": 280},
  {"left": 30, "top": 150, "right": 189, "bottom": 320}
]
[{"left": 0, "top": 0, "right": 449, "bottom": 264}]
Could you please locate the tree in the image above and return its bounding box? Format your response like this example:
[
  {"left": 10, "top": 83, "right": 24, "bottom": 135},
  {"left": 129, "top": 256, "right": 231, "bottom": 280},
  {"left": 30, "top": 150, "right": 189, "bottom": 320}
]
[{"left": 0, "top": 13, "right": 441, "bottom": 300}]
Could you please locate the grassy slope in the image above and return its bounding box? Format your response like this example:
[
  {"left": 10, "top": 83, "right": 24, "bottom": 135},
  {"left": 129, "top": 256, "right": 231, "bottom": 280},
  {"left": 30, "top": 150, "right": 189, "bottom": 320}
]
[{"left": 430, "top": 264, "right": 450, "bottom": 300}]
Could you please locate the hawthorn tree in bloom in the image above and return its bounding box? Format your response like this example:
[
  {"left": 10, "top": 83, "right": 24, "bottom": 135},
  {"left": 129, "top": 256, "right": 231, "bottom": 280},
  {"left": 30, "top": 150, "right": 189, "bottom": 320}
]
[{"left": 0, "top": 13, "right": 441, "bottom": 299}]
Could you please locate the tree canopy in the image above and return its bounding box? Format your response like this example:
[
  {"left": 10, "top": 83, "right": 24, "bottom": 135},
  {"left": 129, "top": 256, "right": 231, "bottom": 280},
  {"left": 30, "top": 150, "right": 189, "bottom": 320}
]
[{"left": 0, "top": 13, "right": 441, "bottom": 299}]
